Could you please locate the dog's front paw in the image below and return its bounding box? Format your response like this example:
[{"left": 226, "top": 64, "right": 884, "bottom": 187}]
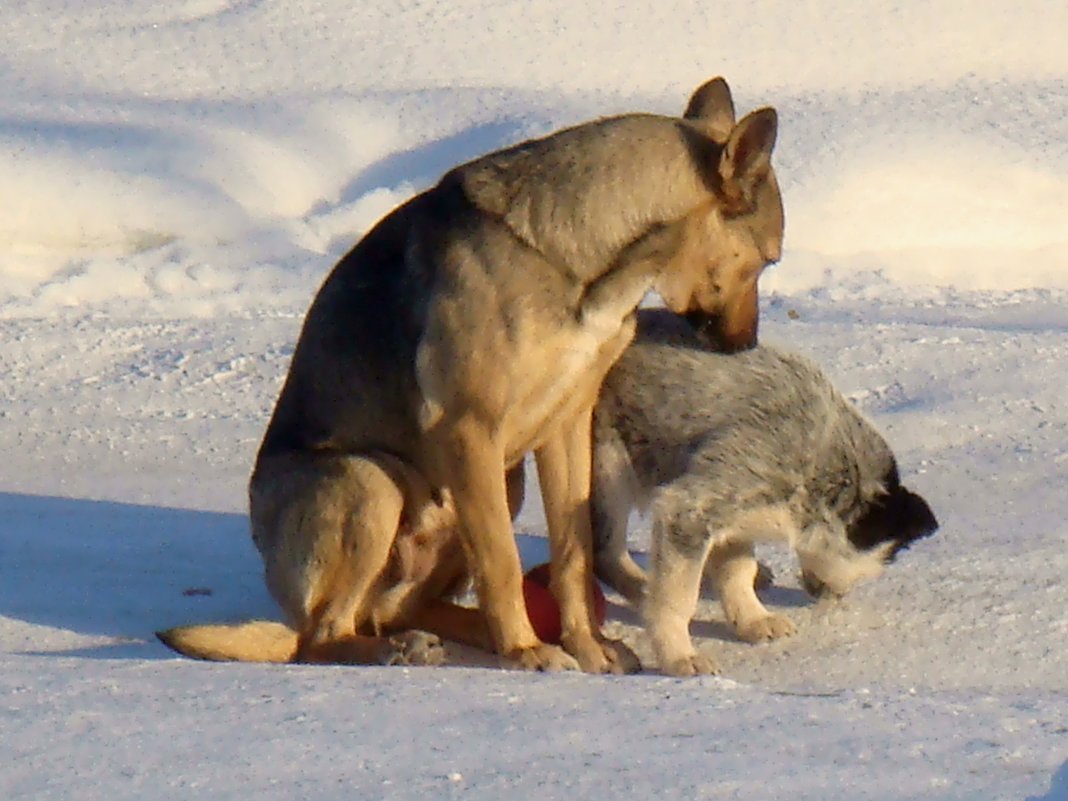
[
  {"left": 736, "top": 613, "right": 796, "bottom": 644},
  {"left": 504, "top": 643, "right": 581, "bottom": 672},
  {"left": 385, "top": 630, "right": 447, "bottom": 666},
  {"left": 661, "top": 651, "right": 721, "bottom": 678}
]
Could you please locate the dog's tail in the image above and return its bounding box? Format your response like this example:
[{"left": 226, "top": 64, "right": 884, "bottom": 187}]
[{"left": 156, "top": 621, "right": 298, "bottom": 663}]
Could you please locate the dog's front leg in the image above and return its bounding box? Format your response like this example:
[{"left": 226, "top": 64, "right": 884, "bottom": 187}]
[
  {"left": 535, "top": 408, "right": 641, "bottom": 674},
  {"left": 644, "top": 521, "right": 719, "bottom": 677},
  {"left": 706, "top": 541, "right": 796, "bottom": 644},
  {"left": 438, "top": 416, "right": 580, "bottom": 672},
  {"left": 578, "top": 222, "right": 683, "bottom": 333}
]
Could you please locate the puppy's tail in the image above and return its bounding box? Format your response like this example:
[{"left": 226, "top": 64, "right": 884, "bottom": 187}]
[{"left": 156, "top": 621, "right": 298, "bottom": 663}]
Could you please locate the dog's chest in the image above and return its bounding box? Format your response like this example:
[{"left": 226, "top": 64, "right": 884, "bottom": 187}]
[
  {"left": 414, "top": 257, "right": 638, "bottom": 457},
  {"left": 498, "top": 317, "right": 636, "bottom": 459}
]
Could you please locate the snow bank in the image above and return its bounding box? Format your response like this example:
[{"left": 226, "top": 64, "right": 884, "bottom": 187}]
[{"left": 2, "top": 1, "right": 1067, "bottom": 315}]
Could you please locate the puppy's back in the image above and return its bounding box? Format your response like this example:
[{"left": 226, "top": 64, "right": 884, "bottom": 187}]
[
  {"left": 596, "top": 309, "right": 892, "bottom": 500},
  {"left": 600, "top": 309, "right": 834, "bottom": 446}
]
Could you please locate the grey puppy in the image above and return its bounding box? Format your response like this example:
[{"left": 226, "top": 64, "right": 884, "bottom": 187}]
[{"left": 592, "top": 309, "right": 939, "bottom": 677}]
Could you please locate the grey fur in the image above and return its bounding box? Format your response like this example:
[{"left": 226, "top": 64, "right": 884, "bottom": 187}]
[{"left": 592, "top": 309, "right": 938, "bottom": 676}]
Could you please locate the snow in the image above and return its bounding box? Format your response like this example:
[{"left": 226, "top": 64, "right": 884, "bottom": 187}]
[{"left": 1, "top": 1, "right": 1066, "bottom": 799}]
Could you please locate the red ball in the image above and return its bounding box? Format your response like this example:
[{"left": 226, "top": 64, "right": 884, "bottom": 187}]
[{"left": 522, "top": 562, "right": 607, "bottom": 645}]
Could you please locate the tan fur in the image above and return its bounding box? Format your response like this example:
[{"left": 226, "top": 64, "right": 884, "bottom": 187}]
[
  {"left": 160, "top": 456, "right": 485, "bottom": 666},
  {"left": 158, "top": 621, "right": 299, "bottom": 663},
  {"left": 642, "top": 523, "right": 721, "bottom": 677},
  {"left": 157, "top": 77, "right": 784, "bottom": 672},
  {"left": 642, "top": 509, "right": 801, "bottom": 676},
  {"left": 703, "top": 541, "right": 797, "bottom": 644}
]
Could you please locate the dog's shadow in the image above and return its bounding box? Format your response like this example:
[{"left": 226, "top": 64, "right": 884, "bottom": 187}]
[
  {"left": 1026, "top": 759, "right": 1068, "bottom": 801},
  {"left": 756, "top": 584, "right": 812, "bottom": 610},
  {"left": 0, "top": 493, "right": 627, "bottom": 666},
  {"left": 0, "top": 492, "right": 274, "bottom": 661},
  {"left": 0, "top": 492, "right": 817, "bottom": 666}
]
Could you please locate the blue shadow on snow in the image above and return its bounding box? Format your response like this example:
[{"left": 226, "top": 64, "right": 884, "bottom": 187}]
[
  {"left": 1027, "top": 760, "right": 1068, "bottom": 801},
  {"left": 0, "top": 492, "right": 272, "bottom": 659}
]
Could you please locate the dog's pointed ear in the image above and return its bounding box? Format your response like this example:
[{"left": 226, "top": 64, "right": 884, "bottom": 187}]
[
  {"left": 684, "top": 77, "right": 736, "bottom": 140},
  {"left": 717, "top": 108, "right": 778, "bottom": 209}
]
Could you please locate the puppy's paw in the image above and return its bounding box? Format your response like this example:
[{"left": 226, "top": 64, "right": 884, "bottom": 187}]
[
  {"left": 504, "top": 643, "right": 581, "bottom": 672},
  {"left": 603, "top": 638, "right": 643, "bottom": 674},
  {"left": 562, "top": 633, "right": 642, "bottom": 674},
  {"left": 736, "top": 613, "right": 796, "bottom": 644},
  {"left": 385, "top": 630, "right": 446, "bottom": 666},
  {"left": 595, "top": 638, "right": 643, "bottom": 675},
  {"left": 661, "top": 651, "right": 721, "bottom": 678}
]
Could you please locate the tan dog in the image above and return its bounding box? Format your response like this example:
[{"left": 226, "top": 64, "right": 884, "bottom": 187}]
[{"left": 157, "top": 77, "right": 784, "bottom": 673}]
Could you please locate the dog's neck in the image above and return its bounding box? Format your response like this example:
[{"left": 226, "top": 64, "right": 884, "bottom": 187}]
[{"left": 457, "top": 114, "right": 714, "bottom": 282}]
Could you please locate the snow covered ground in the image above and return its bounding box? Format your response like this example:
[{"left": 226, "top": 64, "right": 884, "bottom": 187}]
[{"left": 1, "top": 1, "right": 1066, "bottom": 799}]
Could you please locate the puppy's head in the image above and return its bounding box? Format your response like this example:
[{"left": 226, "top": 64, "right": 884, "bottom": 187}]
[
  {"left": 798, "top": 465, "right": 939, "bottom": 598},
  {"left": 846, "top": 466, "right": 939, "bottom": 558}
]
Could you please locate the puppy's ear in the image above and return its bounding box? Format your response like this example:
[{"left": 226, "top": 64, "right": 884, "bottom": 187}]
[
  {"left": 717, "top": 108, "right": 778, "bottom": 212},
  {"left": 684, "top": 77, "right": 735, "bottom": 141},
  {"left": 895, "top": 486, "right": 939, "bottom": 545}
]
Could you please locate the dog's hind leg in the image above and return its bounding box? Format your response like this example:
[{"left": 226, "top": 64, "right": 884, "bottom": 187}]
[
  {"left": 706, "top": 540, "right": 796, "bottom": 644},
  {"left": 643, "top": 517, "right": 719, "bottom": 677},
  {"left": 402, "top": 600, "right": 493, "bottom": 652},
  {"left": 590, "top": 430, "right": 647, "bottom": 605},
  {"left": 253, "top": 455, "right": 444, "bottom": 666},
  {"left": 385, "top": 530, "right": 494, "bottom": 654}
]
